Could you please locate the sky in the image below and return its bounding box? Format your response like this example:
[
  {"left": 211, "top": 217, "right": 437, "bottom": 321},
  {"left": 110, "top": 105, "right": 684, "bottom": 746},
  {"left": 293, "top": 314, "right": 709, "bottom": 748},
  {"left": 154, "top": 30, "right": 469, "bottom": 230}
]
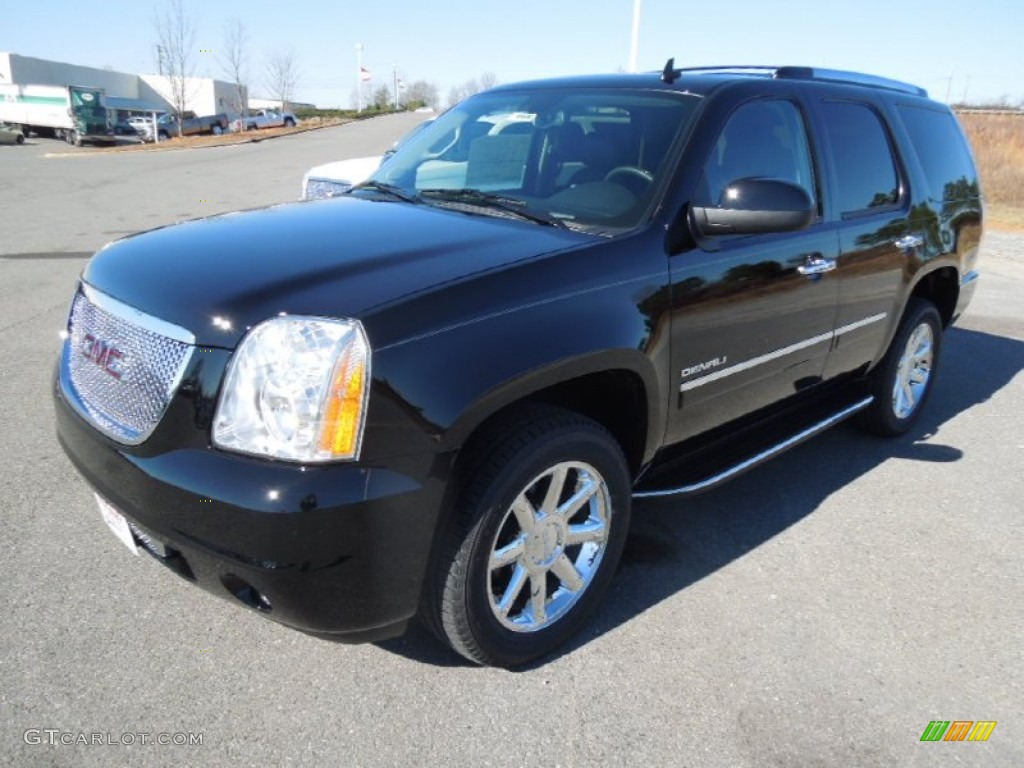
[{"left": 3, "top": 0, "right": 1023, "bottom": 108}]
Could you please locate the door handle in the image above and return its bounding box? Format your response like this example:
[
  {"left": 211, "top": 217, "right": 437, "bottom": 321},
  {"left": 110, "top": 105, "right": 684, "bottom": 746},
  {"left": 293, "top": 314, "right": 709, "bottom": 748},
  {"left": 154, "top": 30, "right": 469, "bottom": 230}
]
[
  {"left": 894, "top": 234, "right": 924, "bottom": 250},
  {"left": 797, "top": 255, "right": 837, "bottom": 277}
]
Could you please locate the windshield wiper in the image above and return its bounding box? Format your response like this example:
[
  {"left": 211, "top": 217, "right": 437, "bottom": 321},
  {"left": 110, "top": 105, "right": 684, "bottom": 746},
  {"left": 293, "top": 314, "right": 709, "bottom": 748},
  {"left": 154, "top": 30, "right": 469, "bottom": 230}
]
[
  {"left": 348, "top": 180, "right": 419, "bottom": 204},
  {"left": 419, "top": 188, "right": 568, "bottom": 229}
]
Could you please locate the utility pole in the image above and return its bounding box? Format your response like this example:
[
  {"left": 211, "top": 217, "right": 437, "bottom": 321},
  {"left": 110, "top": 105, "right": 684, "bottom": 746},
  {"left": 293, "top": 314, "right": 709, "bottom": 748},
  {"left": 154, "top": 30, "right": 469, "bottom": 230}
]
[
  {"left": 629, "top": 0, "right": 642, "bottom": 73},
  {"left": 393, "top": 65, "right": 398, "bottom": 111},
  {"left": 944, "top": 71, "right": 953, "bottom": 104},
  {"left": 356, "top": 43, "right": 363, "bottom": 113}
]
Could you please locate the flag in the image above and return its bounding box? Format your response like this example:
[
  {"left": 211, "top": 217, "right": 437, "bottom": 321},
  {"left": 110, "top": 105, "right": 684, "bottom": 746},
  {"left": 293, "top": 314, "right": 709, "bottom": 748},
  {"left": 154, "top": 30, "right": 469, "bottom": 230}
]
[{"left": 360, "top": 66, "right": 371, "bottom": 82}]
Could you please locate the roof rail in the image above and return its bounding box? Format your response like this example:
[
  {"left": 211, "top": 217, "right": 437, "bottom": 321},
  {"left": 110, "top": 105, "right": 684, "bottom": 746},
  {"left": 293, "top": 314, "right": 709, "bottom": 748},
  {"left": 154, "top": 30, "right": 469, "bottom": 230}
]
[
  {"left": 774, "top": 66, "right": 928, "bottom": 97},
  {"left": 670, "top": 65, "right": 782, "bottom": 76},
  {"left": 658, "top": 61, "right": 928, "bottom": 97}
]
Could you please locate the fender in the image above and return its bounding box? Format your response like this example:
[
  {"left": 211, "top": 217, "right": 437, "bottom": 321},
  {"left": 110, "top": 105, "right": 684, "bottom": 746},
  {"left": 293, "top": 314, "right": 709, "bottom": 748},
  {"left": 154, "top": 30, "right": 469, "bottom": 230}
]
[{"left": 442, "top": 348, "right": 663, "bottom": 460}]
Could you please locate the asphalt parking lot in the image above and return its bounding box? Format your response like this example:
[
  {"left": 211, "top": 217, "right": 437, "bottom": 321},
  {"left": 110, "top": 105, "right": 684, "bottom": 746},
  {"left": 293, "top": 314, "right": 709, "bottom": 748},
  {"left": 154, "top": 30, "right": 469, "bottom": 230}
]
[{"left": 1, "top": 115, "right": 1021, "bottom": 767}]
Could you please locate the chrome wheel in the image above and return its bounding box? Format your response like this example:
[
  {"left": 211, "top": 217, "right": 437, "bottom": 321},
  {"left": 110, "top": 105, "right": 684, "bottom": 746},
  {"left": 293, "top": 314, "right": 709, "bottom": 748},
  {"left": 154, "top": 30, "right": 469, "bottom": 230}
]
[
  {"left": 892, "top": 322, "right": 934, "bottom": 419},
  {"left": 487, "top": 461, "right": 611, "bottom": 632},
  {"left": 427, "top": 406, "right": 630, "bottom": 666}
]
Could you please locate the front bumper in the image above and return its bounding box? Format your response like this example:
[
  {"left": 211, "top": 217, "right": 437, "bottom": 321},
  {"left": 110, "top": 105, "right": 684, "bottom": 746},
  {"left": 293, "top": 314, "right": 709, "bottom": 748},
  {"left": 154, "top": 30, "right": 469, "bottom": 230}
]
[{"left": 54, "top": 378, "right": 451, "bottom": 643}]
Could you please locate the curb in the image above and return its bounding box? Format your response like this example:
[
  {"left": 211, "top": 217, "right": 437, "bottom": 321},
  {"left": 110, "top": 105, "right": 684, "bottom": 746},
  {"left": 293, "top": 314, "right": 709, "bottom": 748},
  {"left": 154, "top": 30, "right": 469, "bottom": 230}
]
[{"left": 43, "top": 118, "right": 353, "bottom": 158}]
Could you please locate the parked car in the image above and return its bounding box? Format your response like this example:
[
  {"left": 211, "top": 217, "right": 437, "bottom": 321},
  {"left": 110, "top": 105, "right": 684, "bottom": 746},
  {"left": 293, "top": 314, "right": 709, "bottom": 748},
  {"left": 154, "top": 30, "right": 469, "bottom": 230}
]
[
  {"left": 301, "top": 118, "right": 434, "bottom": 199},
  {"left": 138, "top": 111, "right": 229, "bottom": 141},
  {"left": 53, "top": 63, "right": 982, "bottom": 668},
  {"left": 242, "top": 109, "right": 298, "bottom": 131},
  {"left": 0, "top": 122, "right": 26, "bottom": 145},
  {"left": 127, "top": 116, "right": 156, "bottom": 135},
  {"left": 112, "top": 120, "right": 143, "bottom": 139}
]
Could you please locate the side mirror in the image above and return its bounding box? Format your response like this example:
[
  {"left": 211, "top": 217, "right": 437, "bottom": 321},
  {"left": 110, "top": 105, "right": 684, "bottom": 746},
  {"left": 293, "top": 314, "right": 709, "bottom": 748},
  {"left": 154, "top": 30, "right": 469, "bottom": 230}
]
[{"left": 690, "top": 178, "right": 814, "bottom": 237}]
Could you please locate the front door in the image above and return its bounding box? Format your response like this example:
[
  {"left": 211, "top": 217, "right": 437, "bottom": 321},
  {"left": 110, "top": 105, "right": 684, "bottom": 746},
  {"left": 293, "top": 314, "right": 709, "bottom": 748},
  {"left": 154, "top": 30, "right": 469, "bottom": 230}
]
[{"left": 666, "top": 97, "right": 839, "bottom": 444}]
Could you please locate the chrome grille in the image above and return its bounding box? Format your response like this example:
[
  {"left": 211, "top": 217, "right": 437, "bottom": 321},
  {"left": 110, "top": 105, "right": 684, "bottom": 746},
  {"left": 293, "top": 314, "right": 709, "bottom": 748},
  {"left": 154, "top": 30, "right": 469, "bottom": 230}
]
[{"left": 64, "top": 286, "right": 194, "bottom": 444}]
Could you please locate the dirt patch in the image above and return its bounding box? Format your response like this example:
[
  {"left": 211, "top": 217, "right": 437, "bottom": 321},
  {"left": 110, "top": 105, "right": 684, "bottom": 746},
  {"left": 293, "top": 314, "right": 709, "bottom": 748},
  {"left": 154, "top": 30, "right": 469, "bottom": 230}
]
[{"left": 986, "top": 205, "right": 1024, "bottom": 233}]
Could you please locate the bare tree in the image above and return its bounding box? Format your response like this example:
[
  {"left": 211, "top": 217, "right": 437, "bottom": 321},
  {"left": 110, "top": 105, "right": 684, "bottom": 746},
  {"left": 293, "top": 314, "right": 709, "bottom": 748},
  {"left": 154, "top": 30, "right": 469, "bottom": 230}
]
[
  {"left": 219, "top": 17, "right": 249, "bottom": 117},
  {"left": 153, "top": 0, "right": 197, "bottom": 136},
  {"left": 265, "top": 50, "right": 300, "bottom": 111},
  {"left": 403, "top": 80, "right": 439, "bottom": 111},
  {"left": 448, "top": 78, "right": 483, "bottom": 107},
  {"left": 479, "top": 72, "right": 498, "bottom": 91},
  {"left": 372, "top": 84, "right": 391, "bottom": 111}
]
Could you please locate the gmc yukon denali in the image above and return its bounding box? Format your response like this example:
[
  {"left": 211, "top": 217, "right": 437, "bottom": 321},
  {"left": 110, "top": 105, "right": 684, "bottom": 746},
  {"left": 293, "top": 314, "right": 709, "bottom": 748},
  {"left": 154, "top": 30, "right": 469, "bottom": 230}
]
[{"left": 54, "top": 63, "right": 982, "bottom": 667}]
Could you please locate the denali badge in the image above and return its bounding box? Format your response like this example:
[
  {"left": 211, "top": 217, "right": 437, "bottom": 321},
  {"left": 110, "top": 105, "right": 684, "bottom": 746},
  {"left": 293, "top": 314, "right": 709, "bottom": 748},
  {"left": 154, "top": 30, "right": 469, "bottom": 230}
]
[
  {"left": 681, "top": 356, "right": 727, "bottom": 379},
  {"left": 82, "top": 333, "right": 125, "bottom": 379}
]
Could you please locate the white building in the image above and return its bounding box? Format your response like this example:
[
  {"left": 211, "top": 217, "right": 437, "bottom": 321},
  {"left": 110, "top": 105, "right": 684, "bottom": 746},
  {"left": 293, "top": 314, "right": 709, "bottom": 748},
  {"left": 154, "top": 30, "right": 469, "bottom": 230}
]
[
  {"left": 0, "top": 51, "right": 245, "bottom": 118},
  {"left": 248, "top": 96, "right": 315, "bottom": 112}
]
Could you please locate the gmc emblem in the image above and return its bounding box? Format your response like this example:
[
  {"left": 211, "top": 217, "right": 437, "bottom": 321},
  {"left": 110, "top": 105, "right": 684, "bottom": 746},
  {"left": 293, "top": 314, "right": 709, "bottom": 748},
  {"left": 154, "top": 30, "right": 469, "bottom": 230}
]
[{"left": 81, "top": 333, "right": 125, "bottom": 379}]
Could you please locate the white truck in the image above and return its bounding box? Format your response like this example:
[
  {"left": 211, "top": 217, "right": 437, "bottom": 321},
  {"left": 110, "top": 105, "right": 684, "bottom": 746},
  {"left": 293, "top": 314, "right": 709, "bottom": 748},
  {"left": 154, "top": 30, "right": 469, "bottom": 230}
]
[{"left": 0, "top": 84, "right": 115, "bottom": 146}]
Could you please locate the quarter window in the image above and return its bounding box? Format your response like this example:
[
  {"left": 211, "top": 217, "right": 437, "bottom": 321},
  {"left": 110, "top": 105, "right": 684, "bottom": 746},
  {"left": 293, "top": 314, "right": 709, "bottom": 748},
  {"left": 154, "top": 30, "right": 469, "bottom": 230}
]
[
  {"left": 897, "top": 105, "right": 978, "bottom": 202},
  {"left": 820, "top": 102, "right": 900, "bottom": 215}
]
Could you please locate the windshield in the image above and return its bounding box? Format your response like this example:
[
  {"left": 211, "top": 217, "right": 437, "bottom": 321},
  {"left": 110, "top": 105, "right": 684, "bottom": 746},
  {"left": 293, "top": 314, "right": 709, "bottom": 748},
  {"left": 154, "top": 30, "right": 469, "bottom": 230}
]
[
  {"left": 372, "top": 87, "right": 700, "bottom": 233},
  {"left": 69, "top": 88, "right": 107, "bottom": 122}
]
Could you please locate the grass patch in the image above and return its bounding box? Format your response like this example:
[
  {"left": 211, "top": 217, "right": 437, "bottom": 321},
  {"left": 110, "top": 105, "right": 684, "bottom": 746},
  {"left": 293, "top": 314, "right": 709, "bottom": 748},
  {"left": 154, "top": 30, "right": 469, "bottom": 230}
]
[{"left": 958, "top": 112, "right": 1024, "bottom": 230}]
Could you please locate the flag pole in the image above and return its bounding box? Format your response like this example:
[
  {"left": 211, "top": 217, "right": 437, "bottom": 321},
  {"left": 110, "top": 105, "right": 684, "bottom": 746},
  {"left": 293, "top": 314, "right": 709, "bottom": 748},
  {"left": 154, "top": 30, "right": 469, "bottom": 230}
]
[{"left": 356, "top": 43, "right": 364, "bottom": 112}]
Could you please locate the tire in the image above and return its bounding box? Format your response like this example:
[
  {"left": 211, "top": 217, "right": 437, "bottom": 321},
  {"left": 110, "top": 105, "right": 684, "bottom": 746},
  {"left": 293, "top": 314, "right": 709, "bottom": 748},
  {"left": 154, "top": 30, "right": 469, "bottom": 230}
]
[
  {"left": 423, "top": 405, "right": 631, "bottom": 667},
  {"left": 158, "top": 131, "right": 170, "bottom": 141},
  {"left": 212, "top": 124, "right": 223, "bottom": 135},
  {"left": 859, "top": 298, "right": 943, "bottom": 436},
  {"left": 16, "top": 134, "right": 24, "bottom": 145},
  {"left": 284, "top": 118, "right": 295, "bottom": 128}
]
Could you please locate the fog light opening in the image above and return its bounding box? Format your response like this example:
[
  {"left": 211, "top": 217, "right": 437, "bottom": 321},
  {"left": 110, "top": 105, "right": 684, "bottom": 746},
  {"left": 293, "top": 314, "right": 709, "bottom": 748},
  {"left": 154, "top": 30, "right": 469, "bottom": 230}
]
[{"left": 221, "top": 574, "right": 273, "bottom": 613}]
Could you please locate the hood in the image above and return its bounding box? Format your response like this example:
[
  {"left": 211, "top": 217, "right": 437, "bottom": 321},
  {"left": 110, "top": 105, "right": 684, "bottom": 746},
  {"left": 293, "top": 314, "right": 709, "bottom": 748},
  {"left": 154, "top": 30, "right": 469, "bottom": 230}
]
[{"left": 82, "top": 196, "right": 592, "bottom": 348}]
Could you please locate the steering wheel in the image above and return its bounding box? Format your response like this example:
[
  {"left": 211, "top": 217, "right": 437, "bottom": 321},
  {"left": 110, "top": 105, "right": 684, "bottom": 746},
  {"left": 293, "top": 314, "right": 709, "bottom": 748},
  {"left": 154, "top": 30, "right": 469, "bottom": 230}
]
[{"left": 604, "top": 166, "right": 654, "bottom": 195}]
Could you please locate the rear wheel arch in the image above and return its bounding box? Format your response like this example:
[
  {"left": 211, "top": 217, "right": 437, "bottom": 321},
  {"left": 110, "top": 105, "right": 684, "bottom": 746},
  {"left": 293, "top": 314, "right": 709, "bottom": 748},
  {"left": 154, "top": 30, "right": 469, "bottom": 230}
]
[{"left": 909, "top": 265, "right": 959, "bottom": 327}]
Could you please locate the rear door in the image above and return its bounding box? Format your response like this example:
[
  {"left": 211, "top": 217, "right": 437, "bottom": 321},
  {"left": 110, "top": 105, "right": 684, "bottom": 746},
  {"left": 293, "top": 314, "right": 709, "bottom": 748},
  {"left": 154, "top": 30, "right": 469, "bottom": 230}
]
[
  {"left": 812, "top": 99, "right": 913, "bottom": 379},
  {"left": 666, "top": 96, "right": 840, "bottom": 444}
]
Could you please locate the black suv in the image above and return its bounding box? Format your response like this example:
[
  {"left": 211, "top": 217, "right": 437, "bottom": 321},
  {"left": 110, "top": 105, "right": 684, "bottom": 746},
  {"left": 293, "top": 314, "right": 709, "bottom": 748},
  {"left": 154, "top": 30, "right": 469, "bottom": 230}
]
[{"left": 54, "top": 63, "right": 982, "bottom": 667}]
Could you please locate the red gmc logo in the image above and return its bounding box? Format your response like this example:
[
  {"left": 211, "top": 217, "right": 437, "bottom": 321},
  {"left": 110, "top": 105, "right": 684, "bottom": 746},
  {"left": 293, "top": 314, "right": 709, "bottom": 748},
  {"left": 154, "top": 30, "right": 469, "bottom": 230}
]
[{"left": 81, "top": 333, "right": 125, "bottom": 379}]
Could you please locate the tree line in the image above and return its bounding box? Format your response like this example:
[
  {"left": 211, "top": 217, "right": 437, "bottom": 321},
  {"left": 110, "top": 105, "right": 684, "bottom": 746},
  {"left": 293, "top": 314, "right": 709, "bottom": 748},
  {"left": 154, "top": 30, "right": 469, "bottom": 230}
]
[{"left": 155, "top": 0, "right": 501, "bottom": 121}]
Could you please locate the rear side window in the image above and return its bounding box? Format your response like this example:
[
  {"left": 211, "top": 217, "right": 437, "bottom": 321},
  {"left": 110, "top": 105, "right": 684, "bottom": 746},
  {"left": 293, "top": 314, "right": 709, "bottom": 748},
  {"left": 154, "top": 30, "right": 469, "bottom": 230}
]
[
  {"left": 820, "top": 102, "right": 900, "bottom": 216},
  {"left": 897, "top": 105, "right": 978, "bottom": 201}
]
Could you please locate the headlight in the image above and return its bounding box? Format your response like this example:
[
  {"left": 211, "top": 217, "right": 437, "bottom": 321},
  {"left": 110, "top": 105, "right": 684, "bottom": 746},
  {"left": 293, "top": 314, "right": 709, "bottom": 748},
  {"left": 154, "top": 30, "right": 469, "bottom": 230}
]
[
  {"left": 303, "top": 177, "right": 352, "bottom": 200},
  {"left": 212, "top": 316, "right": 370, "bottom": 462}
]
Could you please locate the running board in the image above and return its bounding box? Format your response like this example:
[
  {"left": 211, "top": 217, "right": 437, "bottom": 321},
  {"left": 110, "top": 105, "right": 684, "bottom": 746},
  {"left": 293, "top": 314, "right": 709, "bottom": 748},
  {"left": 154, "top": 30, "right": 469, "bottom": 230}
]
[{"left": 633, "top": 396, "right": 873, "bottom": 499}]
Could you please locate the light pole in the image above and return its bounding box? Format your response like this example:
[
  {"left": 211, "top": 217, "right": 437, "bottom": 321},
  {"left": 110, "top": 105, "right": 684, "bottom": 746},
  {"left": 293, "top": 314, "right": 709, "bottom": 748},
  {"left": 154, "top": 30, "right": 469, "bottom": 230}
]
[{"left": 629, "top": 0, "right": 642, "bottom": 73}]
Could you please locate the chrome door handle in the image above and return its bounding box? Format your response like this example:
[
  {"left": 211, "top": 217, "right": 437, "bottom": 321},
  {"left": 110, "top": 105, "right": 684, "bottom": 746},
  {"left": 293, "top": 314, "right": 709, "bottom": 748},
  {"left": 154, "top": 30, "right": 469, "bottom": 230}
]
[
  {"left": 797, "top": 256, "right": 837, "bottom": 276},
  {"left": 894, "top": 234, "right": 924, "bottom": 249}
]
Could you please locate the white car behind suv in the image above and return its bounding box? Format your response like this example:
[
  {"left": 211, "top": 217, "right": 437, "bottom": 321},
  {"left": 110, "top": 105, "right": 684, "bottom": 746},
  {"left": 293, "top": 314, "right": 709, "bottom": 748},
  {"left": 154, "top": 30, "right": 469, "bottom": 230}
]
[{"left": 301, "top": 117, "right": 435, "bottom": 200}]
